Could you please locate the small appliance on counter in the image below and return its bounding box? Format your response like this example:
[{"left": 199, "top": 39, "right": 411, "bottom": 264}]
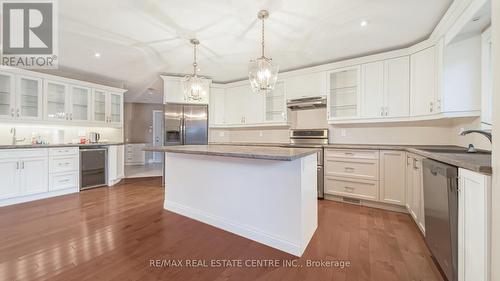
[
  {"left": 89, "top": 132, "right": 101, "bottom": 143},
  {"left": 289, "top": 128, "right": 328, "bottom": 199}
]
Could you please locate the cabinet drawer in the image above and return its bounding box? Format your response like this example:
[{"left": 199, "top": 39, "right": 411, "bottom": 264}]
[
  {"left": 49, "top": 147, "right": 79, "bottom": 156},
  {"left": 49, "top": 172, "right": 78, "bottom": 191},
  {"left": 325, "top": 177, "right": 379, "bottom": 201},
  {"left": 325, "top": 149, "right": 379, "bottom": 160},
  {"left": 325, "top": 158, "right": 379, "bottom": 180},
  {"left": 0, "top": 148, "right": 48, "bottom": 159},
  {"left": 49, "top": 156, "right": 79, "bottom": 173}
]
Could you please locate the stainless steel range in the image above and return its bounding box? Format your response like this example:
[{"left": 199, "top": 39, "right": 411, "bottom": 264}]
[{"left": 289, "top": 129, "right": 328, "bottom": 199}]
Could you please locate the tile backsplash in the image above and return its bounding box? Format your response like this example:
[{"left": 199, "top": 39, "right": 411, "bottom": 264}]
[{"left": 0, "top": 123, "right": 123, "bottom": 145}]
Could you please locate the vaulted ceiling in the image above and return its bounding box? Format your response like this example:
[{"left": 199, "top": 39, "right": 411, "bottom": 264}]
[{"left": 57, "top": 0, "right": 453, "bottom": 103}]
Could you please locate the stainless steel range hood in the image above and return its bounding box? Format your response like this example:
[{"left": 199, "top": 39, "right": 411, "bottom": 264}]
[{"left": 287, "top": 96, "right": 327, "bottom": 110}]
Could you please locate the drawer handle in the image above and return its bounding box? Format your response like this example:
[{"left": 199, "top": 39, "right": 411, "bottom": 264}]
[
  {"left": 344, "top": 167, "right": 355, "bottom": 172},
  {"left": 344, "top": 186, "right": 355, "bottom": 192},
  {"left": 344, "top": 152, "right": 354, "bottom": 156},
  {"left": 58, "top": 162, "right": 71, "bottom": 166},
  {"left": 58, "top": 179, "right": 70, "bottom": 183}
]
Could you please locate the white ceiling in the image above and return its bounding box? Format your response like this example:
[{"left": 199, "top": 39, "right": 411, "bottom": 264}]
[{"left": 57, "top": 0, "right": 453, "bottom": 103}]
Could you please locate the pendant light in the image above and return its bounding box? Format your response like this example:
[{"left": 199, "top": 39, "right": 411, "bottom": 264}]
[
  {"left": 248, "top": 10, "right": 279, "bottom": 95},
  {"left": 183, "top": 39, "right": 207, "bottom": 102}
]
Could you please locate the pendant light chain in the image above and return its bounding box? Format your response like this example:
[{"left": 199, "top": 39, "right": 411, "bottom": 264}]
[
  {"left": 193, "top": 43, "right": 198, "bottom": 77},
  {"left": 261, "top": 17, "right": 265, "bottom": 58}
]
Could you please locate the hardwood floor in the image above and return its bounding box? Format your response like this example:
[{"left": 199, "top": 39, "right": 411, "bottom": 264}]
[{"left": 0, "top": 178, "right": 443, "bottom": 281}]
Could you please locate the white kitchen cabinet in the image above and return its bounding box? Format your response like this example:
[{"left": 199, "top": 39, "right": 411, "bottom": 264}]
[
  {"left": 458, "top": 168, "right": 491, "bottom": 281},
  {"left": 108, "top": 92, "right": 123, "bottom": 124},
  {"left": 361, "top": 61, "right": 385, "bottom": 118},
  {"left": 125, "top": 143, "right": 146, "bottom": 165},
  {"left": 20, "top": 157, "right": 49, "bottom": 195},
  {"left": 379, "top": 150, "right": 406, "bottom": 206},
  {"left": 48, "top": 147, "right": 79, "bottom": 191},
  {"left": 405, "top": 154, "right": 413, "bottom": 211},
  {"left": 70, "top": 85, "right": 91, "bottom": 122},
  {"left": 284, "top": 71, "right": 327, "bottom": 100},
  {"left": 224, "top": 84, "right": 254, "bottom": 125},
  {"left": 162, "top": 76, "right": 210, "bottom": 104},
  {"left": 406, "top": 153, "right": 425, "bottom": 235},
  {"left": 209, "top": 86, "right": 226, "bottom": 126},
  {"left": 481, "top": 27, "right": 492, "bottom": 128},
  {"left": 385, "top": 56, "right": 410, "bottom": 117},
  {"left": 0, "top": 73, "right": 16, "bottom": 119},
  {"left": 16, "top": 75, "right": 43, "bottom": 120},
  {"left": 265, "top": 81, "right": 287, "bottom": 123},
  {"left": 44, "top": 80, "right": 69, "bottom": 121},
  {"left": 327, "top": 66, "right": 361, "bottom": 120},
  {"left": 92, "top": 89, "right": 107, "bottom": 122},
  {"left": 411, "top": 45, "right": 439, "bottom": 116},
  {"left": 108, "top": 145, "right": 125, "bottom": 186},
  {"left": 244, "top": 85, "right": 264, "bottom": 124},
  {"left": 0, "top": 158, "right": 20, "bottom": 199},
  {"left": 361, "top": 57, "right": 410, "bottom": 119}
]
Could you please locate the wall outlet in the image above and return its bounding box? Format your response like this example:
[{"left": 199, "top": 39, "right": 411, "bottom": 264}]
[
  {"left": 341, "top": 129, "right": 347, "bottom": 137},
  {"left": 219, "top": 131, "right": 225, "bottom": 137},
  {"left": 259, "top": 131, "right": 263, "bottom": 137}
]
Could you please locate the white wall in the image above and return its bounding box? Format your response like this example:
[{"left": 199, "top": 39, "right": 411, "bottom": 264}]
[
  {"left": 210, "top": 116, "right": 491, "bottom": 150},
  {"left": 0, "top": 123, "right": 123, "bottom": 145}
]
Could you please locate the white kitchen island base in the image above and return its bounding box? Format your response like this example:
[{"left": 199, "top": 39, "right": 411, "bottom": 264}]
[{"left": 164, "top": 151, "right": 318, "bottom": 257}]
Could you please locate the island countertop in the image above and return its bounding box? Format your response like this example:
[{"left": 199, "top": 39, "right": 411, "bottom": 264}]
[{"left": 144, "top": 145, "right": 319, "bottom": 161}]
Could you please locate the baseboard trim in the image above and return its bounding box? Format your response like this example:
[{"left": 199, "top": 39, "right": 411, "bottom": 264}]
[
  {"left": 324, "top": 194, "right": 408, "bottom": 213},
  {"left": 164, "top": 200, "right": 303, "bottom": 256},
  {"left": 0, "top": 188, "right": 79, "bottom": 207}
]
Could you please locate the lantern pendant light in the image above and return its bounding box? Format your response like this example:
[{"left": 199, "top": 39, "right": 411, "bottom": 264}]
[
  {"left": 248, "top": 10, "right": 279, "bottom": 95},
  {"left": 183, "top": 39, "right": 207, "bottom": 102}
]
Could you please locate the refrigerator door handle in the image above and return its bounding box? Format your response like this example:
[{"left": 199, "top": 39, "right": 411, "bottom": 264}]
[{"left": 181, "top": 117, "right": 186, "bottom": 145}]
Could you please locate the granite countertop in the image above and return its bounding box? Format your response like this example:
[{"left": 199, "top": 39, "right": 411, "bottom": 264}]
[
  {"left": 144, "top": 145, "right": 319, "bottom": 161},
  {"left": 209, "top": 142, "right": 492, "bottom": 175},
  {"left": 0, "top": 142, "right": 125, "bottom": 149}
]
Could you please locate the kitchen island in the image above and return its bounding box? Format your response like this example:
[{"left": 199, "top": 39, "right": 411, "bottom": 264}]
[{"left": 144, "top": 145, "right": 319, "bottom": 256}]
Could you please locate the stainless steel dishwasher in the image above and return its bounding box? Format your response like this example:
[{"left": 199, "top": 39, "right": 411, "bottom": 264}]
[
  {"left": 80, "top": 147, "right": 107, "bottom": 190},
  {"left": 422, "top": 159, "right": 458, "bottom": 281}
]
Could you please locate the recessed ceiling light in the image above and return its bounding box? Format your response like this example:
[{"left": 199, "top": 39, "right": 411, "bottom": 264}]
[
  {"left": 94, "top": 52, "right": 101, "bottom": 58},
  {"left": 360, "top": 20, "right": 368, "bottom": 27}
]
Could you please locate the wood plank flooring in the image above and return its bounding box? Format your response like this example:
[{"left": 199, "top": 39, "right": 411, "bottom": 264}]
[{"left": 0, "top": 177, "right": 443, "bottom": 281}]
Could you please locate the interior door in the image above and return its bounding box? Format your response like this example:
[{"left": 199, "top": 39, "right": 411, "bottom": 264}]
[
  {"left": 164, "top": 104, "right": 183, "bottom": 145},
  {"left": 183, "top": 105, "right": 208, "bottom": 145}
]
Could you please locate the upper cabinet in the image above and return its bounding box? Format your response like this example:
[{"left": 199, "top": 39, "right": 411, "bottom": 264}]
[
  {"left": 360, "top": 57, "right": 410, "bottom": 119},
  {"left": 284, "top": 72, "right": 326, "bottom": 100},
  {"left": 162, "top": 76, "right": 210, "bottom": 104},
  {"left": 327, "top": 66, "right": 361, "bottom": 120},
  {"left": 265, "top": 81, "right": 286, "bottom": 123},
  {"left": 410, "top": 46, "right": 439, "bottom": 116},
  {"left": 209, "top": 85, "right": 226, "bottom": 126},
  {"left": 481, "top": 27, "right": 492, "bottom": 128},
  {"left": 0, "top": 68, "right": 125, "bottom": 127},
  {"left": 17, "top": 75, "right": 43, "bottom": 120},
  {"left": 0, "top": 73, "right": 15, "bottom": 119}
]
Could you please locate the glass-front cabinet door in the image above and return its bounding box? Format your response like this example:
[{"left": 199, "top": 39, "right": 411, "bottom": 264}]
[
  {"left": 0, "top": 73, "right": 15, "bottom": 119},
  {"left": 93, "top": 89, "right": 107, "bottom": 122},
  {"left": 108, "top": 93, "right": 122, "bottom": 123},
  {"left": 327, "top": 66, "right": 360, "bottom": 120},
  {"left": 70, "top": 85, "right": 91, "bottom": 121},
  {"left": 17, "top": 76, "right": 42, "bottom": 120},
  {"left": 265, "top": 81, "right": 287, "bottom": 123},
  {"left": 45, "top": 80, "right": 68, "bottom": 120}
]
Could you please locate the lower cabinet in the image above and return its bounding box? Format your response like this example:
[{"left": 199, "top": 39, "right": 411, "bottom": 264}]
[
  {"left": 406, "top": 153, "right": 425, "bottom": 234},
  {"left": 125, "top": 143, "right": 145, "bottom": 165},
  {"left": 380, "top": 150, "right": 406, "bottom": 205},
  {"left": 21, "top": 156, "right": 49, "bottom": 195},
  {"left": 48, "top": 147, "right": 79, "bottom": 191},
  {"left": 108, "top": 145, "right": 125, "bottom": 186},
  {"left": 458, "top": 168, "right": 491, "bottom": 281}
]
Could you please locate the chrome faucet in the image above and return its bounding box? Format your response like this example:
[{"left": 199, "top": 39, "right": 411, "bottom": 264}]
[
  {"left": 460, "top": 129, "right": 492, "bottom": 143},
  {"left": 10, "top": 128, "right": 26, "bottom": 145}
]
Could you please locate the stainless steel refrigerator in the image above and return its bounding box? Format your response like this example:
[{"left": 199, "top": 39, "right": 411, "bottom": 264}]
[{"left": 164, "top": 103, "right": 208, "bottom": 146}]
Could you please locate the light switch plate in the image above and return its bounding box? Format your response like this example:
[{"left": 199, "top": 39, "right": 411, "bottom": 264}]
[
  {"left": 341, "top": 129, "right": 347, "bottom": 137},
  {"left": 219, "top": 131, "right": 225, "bottom": 137},
  {"left": 259, "top": 131, "right": 263, "bottom": 137}
]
